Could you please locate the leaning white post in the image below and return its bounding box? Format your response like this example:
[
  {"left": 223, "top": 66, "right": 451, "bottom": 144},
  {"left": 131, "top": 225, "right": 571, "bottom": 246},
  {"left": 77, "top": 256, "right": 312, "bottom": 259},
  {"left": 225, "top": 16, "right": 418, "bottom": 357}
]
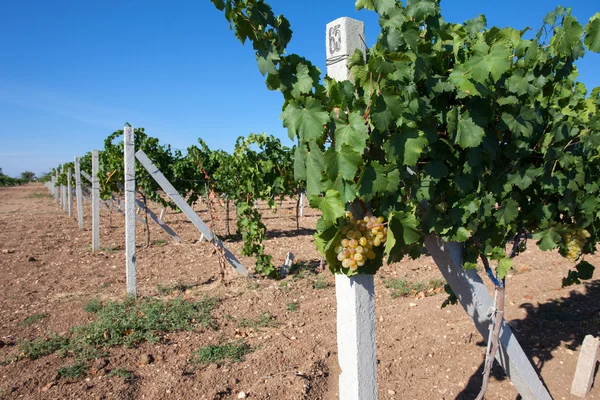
[
  {"left": 424, "top": 235, "right": 552, "bottom": 399},
  {"left": 91, "top": 150, "right": 100, "bottom": 252},
  {"left": 74, "top": 157, "right": 84, "bottom": 230},
  {"left": 327, "top": 17, "right": 377, "bottom": 400},
  {"left": 67, "top": 168, "right": 73, "bottom": 217},
  {"left": 124, "top": 126, "right": 137, "bottom": 297}
]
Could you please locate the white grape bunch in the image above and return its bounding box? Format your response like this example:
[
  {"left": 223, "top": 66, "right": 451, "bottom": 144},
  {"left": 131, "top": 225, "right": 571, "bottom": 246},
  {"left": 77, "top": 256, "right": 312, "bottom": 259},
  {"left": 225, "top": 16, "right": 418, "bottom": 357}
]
[
  {"left": 334, "top": 211, "right": 387, "bottom": 272},
  {"left": 564, "top": 229, "right": 590, "bottom": 262}
]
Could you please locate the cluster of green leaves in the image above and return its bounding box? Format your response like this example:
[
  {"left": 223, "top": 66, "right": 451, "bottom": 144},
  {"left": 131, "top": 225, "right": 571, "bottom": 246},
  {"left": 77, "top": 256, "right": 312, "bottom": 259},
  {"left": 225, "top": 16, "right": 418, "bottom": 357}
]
[
  {"left": 52, "top": 125, "right": 302, "bottom": 277},
  {"left": 0, "top": 168, "right": 28, "bottom": 187},
  {"left": 99, "top": 125, "right": 176, "bottom": 208},
  {"left": 213, "top": 0, "right": 600, "bottom": 282}
]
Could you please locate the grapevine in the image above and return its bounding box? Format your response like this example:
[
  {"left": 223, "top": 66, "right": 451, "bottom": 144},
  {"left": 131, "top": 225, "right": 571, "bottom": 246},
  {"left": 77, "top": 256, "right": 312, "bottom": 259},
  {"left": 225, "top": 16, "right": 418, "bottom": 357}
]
[{"left": 212, "top": 0, "right": 600, "bottom": 286}]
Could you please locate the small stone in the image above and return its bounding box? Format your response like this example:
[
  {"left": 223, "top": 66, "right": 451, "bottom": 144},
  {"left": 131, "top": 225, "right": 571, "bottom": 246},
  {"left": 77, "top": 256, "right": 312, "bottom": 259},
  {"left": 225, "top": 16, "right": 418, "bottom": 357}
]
[
  {"left": 27, "top": 256, "right": 37, "bottom": 262},
  {"left": 231, "top": 378, "right": 239, "bottom": 385},
  {"left": 2, "top": 249, "right": 14, "bottom": 254},
  {"left": 409, "top": 303, "right": 417, "bottom": 307},
  {"left": 140, "top": 354, "right": 154, "bottom": 365},
  {"left": 238, "top": 392, "right": 247, "bottom": 399},
  {"left": 388, "top": 389, "right": 396, "bottom": 395}
]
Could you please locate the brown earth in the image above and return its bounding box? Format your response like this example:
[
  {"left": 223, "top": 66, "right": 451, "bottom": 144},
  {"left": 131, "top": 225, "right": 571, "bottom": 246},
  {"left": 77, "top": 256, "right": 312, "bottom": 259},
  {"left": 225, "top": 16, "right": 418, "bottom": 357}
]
[{"left": 0, "top": 183, "right": 598, "bottom": 400}]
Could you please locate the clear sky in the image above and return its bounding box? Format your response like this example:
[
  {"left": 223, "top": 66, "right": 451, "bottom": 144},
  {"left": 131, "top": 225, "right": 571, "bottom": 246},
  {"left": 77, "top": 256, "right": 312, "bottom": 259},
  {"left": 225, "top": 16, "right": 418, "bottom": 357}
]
[{"left": 0, "top": 0, "right": 598, "bottom": 177}]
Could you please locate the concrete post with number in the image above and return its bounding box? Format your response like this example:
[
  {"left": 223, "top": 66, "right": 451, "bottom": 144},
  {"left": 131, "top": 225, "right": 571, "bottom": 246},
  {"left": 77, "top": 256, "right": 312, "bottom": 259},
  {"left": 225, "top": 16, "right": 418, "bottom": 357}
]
[
  {"left": 74, "top": 157, "right": 84, "bottom": 230},
  {"left": 92, "top": 150, "right": 100, "bottom": 252},
  {"left": 326, "top": 17, "right": 377, "bottom": 400},
  {"left": 124, "top": 126, "right": 137, "bottom": 297}
]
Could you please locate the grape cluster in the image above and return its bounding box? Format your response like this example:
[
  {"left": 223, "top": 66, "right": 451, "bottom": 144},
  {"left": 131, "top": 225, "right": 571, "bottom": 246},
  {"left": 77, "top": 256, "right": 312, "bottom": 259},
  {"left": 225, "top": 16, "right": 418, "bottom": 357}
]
[
  {"left": 565, "top": 229, "right": 590, "bottom": 262},
  {"left": 334, "top": 211, "right": 388, "bottom": 271}
]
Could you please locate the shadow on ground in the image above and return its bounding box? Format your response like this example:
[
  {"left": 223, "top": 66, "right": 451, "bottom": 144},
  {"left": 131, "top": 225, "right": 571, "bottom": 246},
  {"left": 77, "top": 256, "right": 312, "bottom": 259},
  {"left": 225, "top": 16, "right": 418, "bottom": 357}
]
[{"left": 456, "top": 280, "right": 600, "bottom": 399}]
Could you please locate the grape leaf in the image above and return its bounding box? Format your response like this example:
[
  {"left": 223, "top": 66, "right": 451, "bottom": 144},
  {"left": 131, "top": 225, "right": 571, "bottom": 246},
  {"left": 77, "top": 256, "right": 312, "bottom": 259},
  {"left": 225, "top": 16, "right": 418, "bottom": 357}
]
[
  {"left": 584, "top": 13, "right": 600, "bottom": 52},
  {"left": 323, "top": 144, "right": 362, "bottom": 181},
  {"left": 454, "top": 113, "right": 485, "bottom": 148},
  {"left": 310, "top": 190, "right": 345, "bottom": 225},
  {"left": 281, "top": 98, "right": 329, "bottom": 142}
]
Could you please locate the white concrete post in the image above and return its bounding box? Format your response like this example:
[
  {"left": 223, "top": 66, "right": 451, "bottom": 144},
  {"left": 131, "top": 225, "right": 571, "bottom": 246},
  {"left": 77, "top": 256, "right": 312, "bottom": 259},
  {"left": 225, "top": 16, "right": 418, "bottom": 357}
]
[
  {"left": 74, "top": 157, "right": 84, "bottom": 230},
  {"left": 91, "top": 150, "right": 100, "bottom": 252},
  {"left": 571, "top": 335, "right": 599, "bottom": 397},
  {"left": 61, "top": 166, "right": 67, "bottom": 212},
  {"left": 67, "top": 168, "right": 73, "bottom": 217},
  {"left": 326, "top": 17, "right": 376, "bottom": 400},
  {"left": 124, "top": 126, "right": 137, "bottom": 297},
  {"left": 55, "top": 171, "right": 59, "bottom": 205},
  {"left": 299, "top": 192, "right": 305, "bottom": 217}
]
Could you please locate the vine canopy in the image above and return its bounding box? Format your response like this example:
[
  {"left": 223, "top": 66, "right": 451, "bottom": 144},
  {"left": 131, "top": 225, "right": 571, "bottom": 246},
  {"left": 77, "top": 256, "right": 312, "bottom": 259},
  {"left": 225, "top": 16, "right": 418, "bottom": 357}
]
[{"left": 213, "top": 0, "right": 600, "bottom": 282}]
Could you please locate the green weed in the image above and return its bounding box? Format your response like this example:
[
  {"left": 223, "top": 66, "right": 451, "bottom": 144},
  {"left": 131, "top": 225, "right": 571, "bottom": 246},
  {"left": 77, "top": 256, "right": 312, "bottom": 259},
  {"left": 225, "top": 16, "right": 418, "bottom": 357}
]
[
  {"left": 19, "top": 334, "right": 69, "bottom": 360},
  {"left": 237, "top": 313, "right": 278, "bottom": 331},
  {"left": 83, "top": 298, "right": 103, "bottom": 313},
  {"left": 286, "top": 302, "right": 299, "bottom": 312},
  {"left": 193, "top": 341, "right": 252, "bottom": 364},
  {"left": 20, "top": 313, "right": 48, "bottom": 326},
  {"left": 57, "top": 363, "right": 88, "bottom": 379},
  {"left": 382, "top": 277, "right": 446, "bottom": 298},
  {"left": 108, "top": 368, "right": 135, "bottom": 382}
]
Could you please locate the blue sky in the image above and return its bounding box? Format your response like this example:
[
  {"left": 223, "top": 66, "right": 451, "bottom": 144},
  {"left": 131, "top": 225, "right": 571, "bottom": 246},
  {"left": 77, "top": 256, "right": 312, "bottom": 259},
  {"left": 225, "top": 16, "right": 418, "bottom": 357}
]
[{"left": 0, "top": 0, "right": 598, "bottom": 177}]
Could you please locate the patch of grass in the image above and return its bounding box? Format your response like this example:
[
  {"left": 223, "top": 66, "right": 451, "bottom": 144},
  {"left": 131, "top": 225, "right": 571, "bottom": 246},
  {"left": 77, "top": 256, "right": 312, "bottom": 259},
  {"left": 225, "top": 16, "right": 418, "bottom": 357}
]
[
  {"left": 156, "top": 282, "right": 193, "bottom": 295},
  {"left": 246, "top": 281, "right": 261, "bottom": 291},
  {"left": 19, "top": 334, "right": 69, "bottom": 360},
  {"left": 286, "top": 302, "right": 299, "bottom": 312},
  {"left": 108, "top": 368, "right": 135, "bottom": 382},
  {"left": 20, "top": 297, "right": 219, "bottom": 362},
  {"left": 25, "top": 193, "right": 52, "bottom": 199},
  {"left": 193, "top": 341, "right": 253, "bottom": 365},
  {"left": 153, "top": 239, "right": 168, "bottom": 247},
  {"left": 237, "top": 313, "right": 278, "bottom": 331},
  {"left": 20, "top": 313, "right": 48, "bottom": 327},
  {"left": 382, "top": 277, "right": 446, "bottom": 299},
  {"left": 100, "top": 282, "right": 110, "bottom": 289},
  {"left": 57, "top": 363, "right": 88, "bottom": 379},
  {"left": 101, "top": 245, "right": 120, "bottom": 254},
  {"left": 71, "top": 296, "right": 218, "bottom": 349},
  {"left": 83, "top": 298, "right": 103, "bottom": 314},
  {"left": 312, "top": 277, "right": 329, "bottom": 290}
]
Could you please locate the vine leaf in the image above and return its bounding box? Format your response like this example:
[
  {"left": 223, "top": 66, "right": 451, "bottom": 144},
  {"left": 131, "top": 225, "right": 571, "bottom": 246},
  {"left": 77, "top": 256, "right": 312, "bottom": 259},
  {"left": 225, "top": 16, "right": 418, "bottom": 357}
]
[
  {"left": 497, "top": 257, "right": 513, "bottom": 279},
  {"left": 507, "top": 167, "right": 542, "bottom": 190},
  {"left": 383, "top": 128, "right": 428, "bottom": 166},
  {"left": 324, "top": 144, "right": 362, "bottom": 181},
  {"left": 384, "top": 211, "right": 421, "bottom": 263},
  {"left": 532, "top": 227, "right": 561, "bottom": 251},
  {"left": 309, "top": 190, "right": 345, "bottom": 225},
  {"left": 455, "top": 112, "right": 485, "bottom": 148},
  {"left": 496, "top": 198, "right": 519, "bottom": 226},
  {"left": 281, "top": 98, "right": 329, "bottom": 142},
  {"left": 584, "top": 13, "right": 600, "bottom": 52},
  {"left": 334, "top": 111, "right": 368, "bottom": 154}
]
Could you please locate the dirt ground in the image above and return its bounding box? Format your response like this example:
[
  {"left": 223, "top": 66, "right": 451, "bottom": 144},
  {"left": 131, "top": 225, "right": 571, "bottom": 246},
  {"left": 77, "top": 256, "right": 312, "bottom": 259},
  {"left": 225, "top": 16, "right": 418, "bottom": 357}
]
[{"left": 0, "top": 183, "right": 598, "bottom": 400}]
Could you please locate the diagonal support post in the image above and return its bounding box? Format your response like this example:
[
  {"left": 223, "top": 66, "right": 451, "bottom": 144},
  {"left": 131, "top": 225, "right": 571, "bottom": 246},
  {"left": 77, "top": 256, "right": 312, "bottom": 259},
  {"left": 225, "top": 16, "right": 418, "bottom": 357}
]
[
  {"left": 424, "top": 235, "right": 552, "bottom": 400},
  {"left": 135, "top": 149, "right": 248, "bottom": 276}
]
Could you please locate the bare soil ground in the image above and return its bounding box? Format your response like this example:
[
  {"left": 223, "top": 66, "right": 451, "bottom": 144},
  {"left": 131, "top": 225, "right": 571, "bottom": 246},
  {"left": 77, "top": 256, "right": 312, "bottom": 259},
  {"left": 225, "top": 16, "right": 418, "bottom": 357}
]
[{"left": 0, "top": 183, "right": 599, "bottom": 400}]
